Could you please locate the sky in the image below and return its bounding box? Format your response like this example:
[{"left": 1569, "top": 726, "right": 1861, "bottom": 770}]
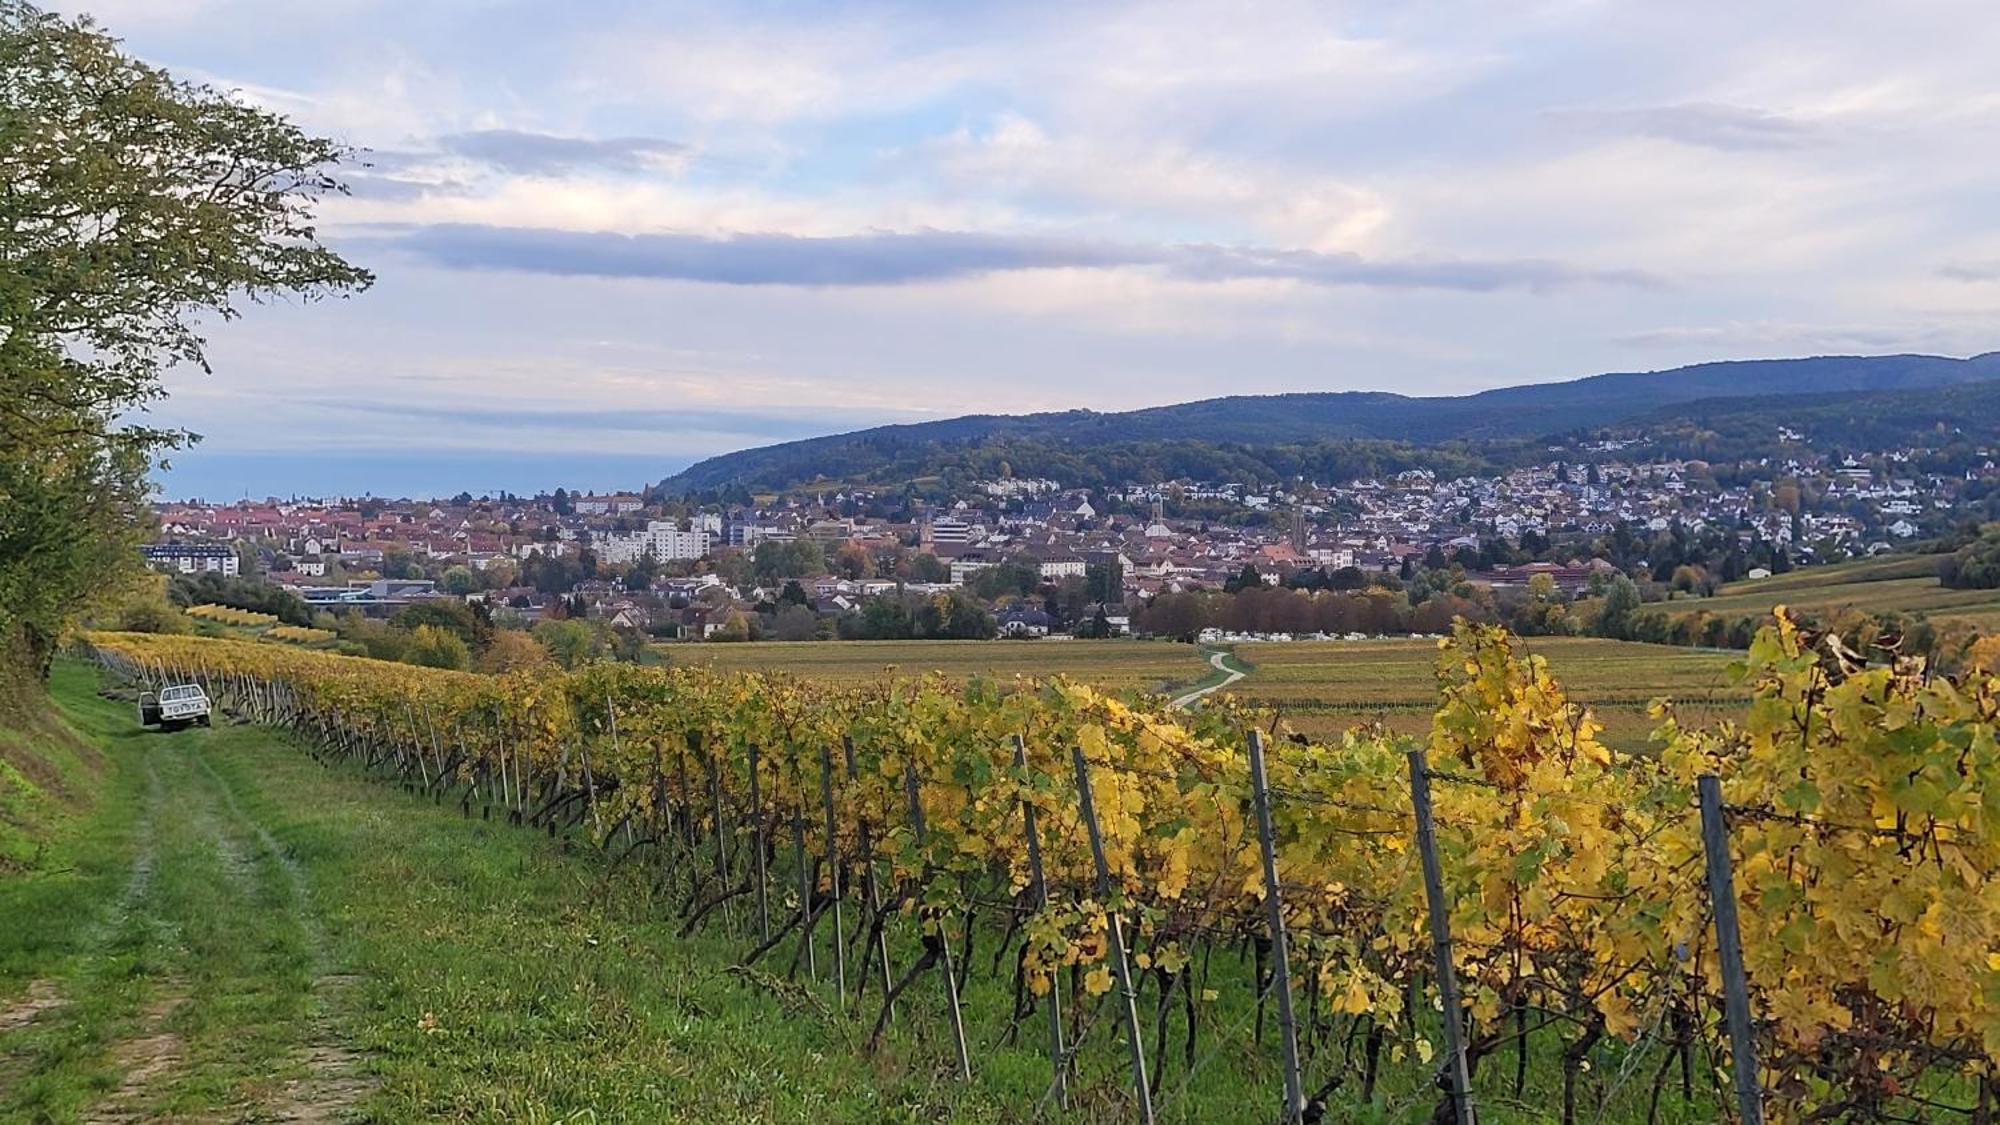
[{"left": 57, "top": 0, "right": 2000, "bottom": 500}]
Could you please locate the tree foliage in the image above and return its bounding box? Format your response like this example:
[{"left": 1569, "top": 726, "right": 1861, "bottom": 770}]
[{"left": 0, "top": 2, "right": 369, "bottom": 675}]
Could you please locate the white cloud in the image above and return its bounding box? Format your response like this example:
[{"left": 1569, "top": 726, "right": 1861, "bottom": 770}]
[{"left": 46, "top": 0, "right": 2000, "bottom": 487}]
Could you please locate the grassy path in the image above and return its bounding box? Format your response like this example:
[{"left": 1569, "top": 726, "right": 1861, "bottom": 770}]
[
  {"left": 0, "top": 662, "right": 1058, "bottom": 1122},
  {"left": 1168, "top": 648, "right": 1250, "bottom": 709}
]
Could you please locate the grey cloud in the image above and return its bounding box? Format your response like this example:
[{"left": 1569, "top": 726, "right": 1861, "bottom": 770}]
[
  {"left": 435, "top": 129, "right": 689, "bottom": 174},
  {"left": 1551, "top": 103, "right": 1819, "bottom": 152},
  {"left": 1614, "top": 322, "right": 1960, "bottom": 351},
  {"left": 1939, "top": 261, "right": 2000, "bottom": 282},
  {"left": 377, "top": 223, "right": 1658, "bottom": 292},
  {"left": 343, "top": 172, "right": 468, "bottom": 202},
  {"left": 306, "top": 398, "right": 906, "bottom": 441}
]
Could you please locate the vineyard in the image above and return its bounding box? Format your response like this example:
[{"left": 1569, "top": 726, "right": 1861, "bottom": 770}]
[
  {"left": 83, "top": 616, "right": 2000, "bottom": 1124},
  {"left": 1660, "top": 555, "right": 2000, "bottom": 635},
  {"left": 664, "top": 638, "right": 1211, "bottom": 696},
  {"left": 182, "top": 604, "right": 338, "bottom": 647},
  {"left": 1222, "top": 638, "right": 1745, "bottom": 748}
]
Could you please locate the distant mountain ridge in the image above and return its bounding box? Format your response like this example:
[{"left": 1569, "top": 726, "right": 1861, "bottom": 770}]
[{"left": 661, "top": 352, "right": 2000, "bottom": 493}]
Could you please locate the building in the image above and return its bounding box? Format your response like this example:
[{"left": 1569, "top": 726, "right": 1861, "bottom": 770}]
[
  {"left": 726, "top": 519, "right": 792, "bottom": 549},
  {"left": 998, "top": 606, "right": 1052, "bottom": 638},
  {"left": 928, "top": 517, "right": 973, "bottom": 546},
  {"left": 949, "top": 552, "right": 998, "bottom": 585},
  {"left": 1032, "top": 548, "right": 1087, "bottom": 581},
  {"left": 143, "top": 543, "right": 238, "bottom": 576},
  {"left": 599, "top": 522, "right": 711, "bottom": 564},
  {"left": 574, "top": 493, "right": 644, "bottom": 515}
]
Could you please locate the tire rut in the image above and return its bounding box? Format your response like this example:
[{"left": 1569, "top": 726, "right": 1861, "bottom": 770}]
[
  {"left": 188, "top": 743, "right": 376, "bottom": 1123},
  {"left": 77, "top": 988, "right": 190, "bottom": 1125}
]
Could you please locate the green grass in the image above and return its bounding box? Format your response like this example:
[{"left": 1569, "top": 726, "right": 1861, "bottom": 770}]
[{"left": 0, "top": 660, "right": 1731, "bottom": 1122}]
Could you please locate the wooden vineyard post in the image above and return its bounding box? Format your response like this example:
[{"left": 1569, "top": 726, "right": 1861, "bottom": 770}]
[
  {"left": 1698, "top": 775, "right": 1764, "bottom": 1125},
  {"left": 793, "top": 791, "right": 816, "bottom": 983},
  {"left": 843, "top": 735, "right": 895, "bottom": 1013},
  {"left": 1248, "top": 730, "right": 1306, "bottom": 1122},
  {"left": 905, "top": 765, "right": 973, "bottom": 1081},
  {"left": 605, "top": 697, "right": 632, "bottom": 845},
  {"left": 1012, "top": 734, "right": 1067, "bottom": 1108},
  {"left": 1407, "top": 750, "right": 1474, "bottom": 1125},
  {"left": 402, "top": 702, "right": 429, "bottom": 788},
  {"left": 1072, "top": 745, "right": 1155, "bottom": 1125},
  {"left": 819, "top": 744, "right": 847, "bottom": 998},
  {"left": 491, "top": 713, "right": 512, "bottom": 813},
  {"left": 705, "top": 733, "right": 729, "bottom": 924},
  {"left": 748, "top": 743, "right": 770, "bottom": 942}
]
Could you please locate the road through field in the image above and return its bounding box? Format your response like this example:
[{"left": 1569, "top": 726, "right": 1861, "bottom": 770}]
[{"left": 1171, "top": 648, "right": 1247, "bottom": 708}]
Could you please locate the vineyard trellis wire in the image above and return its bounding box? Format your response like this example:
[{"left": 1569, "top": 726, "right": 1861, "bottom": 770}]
[{"left": 80, "top": 609, "right": 2000, "bottom": 1124}]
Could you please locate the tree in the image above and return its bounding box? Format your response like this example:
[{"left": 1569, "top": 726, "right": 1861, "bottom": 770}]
[
  {"left": 475, "top": 629, "right": 548, "bottom": 674},
  {"left": 392, "top": 601, "right": 488, "bottom": 649},
  {"left": 907, "top": 553, "right": 949, "bottom": 583},
  {"left": 0, "top": 3, "right": 369, "bottom": 676},
  {"left": 533, "top": 618, "right": 604, "bottom": 668},
  {"left": 1085, "top": 560, "right": 1124, "bottom": 604},
  {"left": 1941, "top": 528, "right": 2000, "bottom": 589},
  {"left": 440, "top": 565, "right": 478, "bottom": 596},
  {"left": 1224, "top": 564, "right": 1263, "bottom": 594},
  {"left": 1597, "top": 575, "right": 1642, "bottom": 640},
  {"left": 769, "top": 603, "right": 819, "bottom": 641},
  {"left": 833, "top": 541, "right": 873, "bottom": 580},
  {"left": 403, "top": 625, "right": 469, "bottom": 670}
]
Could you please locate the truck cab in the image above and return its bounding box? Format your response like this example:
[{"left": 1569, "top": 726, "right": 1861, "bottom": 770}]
[{"left": 138, "top": 683, "right": 212, "bottom": 731}]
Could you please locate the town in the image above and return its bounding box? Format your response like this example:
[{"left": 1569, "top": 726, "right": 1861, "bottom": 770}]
[{"left": 130, "top": 439, "right": 1991, "bottom": 663}]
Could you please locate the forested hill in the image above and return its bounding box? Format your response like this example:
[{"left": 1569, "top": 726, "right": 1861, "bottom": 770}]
[
  {"left": 660, "top": 352, "right": 2000, "bottom": 494},
  {"left": 1624, "top": 375, "right": 2000, "bottom": 460}
]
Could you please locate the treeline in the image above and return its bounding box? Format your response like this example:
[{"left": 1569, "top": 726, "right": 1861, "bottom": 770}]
[{"left": 672, "top": 435, "right": 1531, "bottom": 499}]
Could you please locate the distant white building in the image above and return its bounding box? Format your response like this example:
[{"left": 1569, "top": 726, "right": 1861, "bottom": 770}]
[
  {"left": 598, "top": 522, "right": 711, "bottom": 564},
  {"left": 929, "top": 517, "right": 973, "bottom": 546},
  {"left": 574, "top": 493, "right": 643, "bottom": 515},
  {"left": 143, "top": 543, "right": 238, "bottom": 576}
]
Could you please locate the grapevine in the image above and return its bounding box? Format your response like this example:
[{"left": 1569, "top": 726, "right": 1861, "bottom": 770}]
[{"left": 83, "top": 612, "right": 2000, "bottom": 1123}]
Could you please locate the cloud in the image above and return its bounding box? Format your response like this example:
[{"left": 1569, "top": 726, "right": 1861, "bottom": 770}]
[
  {"left": 1939, "top": 261, "right": 2000, "bottom": 282},
  {"left": 433, "top": 129, "right": 690, "bottom": 175},
  {"left": 300, "top": 398, "right": 911, "bottom": 441},
  {"left": 377, "top": 223, "right": 1657, "bottom": 293},
  {"left": 1548, "top": 103, "right": 1821, "bottom": 152},
  {"left": 1612, "top": 320, "right": 1970, "bottom": 353}
]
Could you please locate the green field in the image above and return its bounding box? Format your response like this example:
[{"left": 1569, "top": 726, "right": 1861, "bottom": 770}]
[
  {"left": 663, "top": 638, "right": 1212, "bottom": 694},
  {"left": 1221, "top": 637, "right": 1745, "bottom": 747},
  {"left": 656, "top": 636, "right": 1741, "bottom": 749},
  {"left": 1658, "top": 553, "right": 2000, "bottom": 631}
]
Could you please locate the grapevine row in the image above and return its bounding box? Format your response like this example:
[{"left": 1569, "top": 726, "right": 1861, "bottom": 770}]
[{"left": 83, "top": 614, "right": 2000, "bottom": 1122}]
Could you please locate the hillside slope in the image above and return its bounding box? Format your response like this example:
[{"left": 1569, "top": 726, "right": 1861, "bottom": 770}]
[
  {"left": 662, "top": 351, "right": 2000, "bottom": 492},
  {"left": 1629, "top": 376, "right": 2000, "bottom": 455}
]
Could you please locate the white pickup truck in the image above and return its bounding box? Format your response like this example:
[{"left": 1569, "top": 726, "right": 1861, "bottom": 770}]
[{"left": 138, "top": 683, "right": 212, "bottom": 731}]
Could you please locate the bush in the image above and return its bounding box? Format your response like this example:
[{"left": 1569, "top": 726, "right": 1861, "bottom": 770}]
[
  {"left": 402, "top": 624, "right": 469, "bottom": 670},
  {"left": 1940, "top": 529, "right": 2000, "bottom": 589}
]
